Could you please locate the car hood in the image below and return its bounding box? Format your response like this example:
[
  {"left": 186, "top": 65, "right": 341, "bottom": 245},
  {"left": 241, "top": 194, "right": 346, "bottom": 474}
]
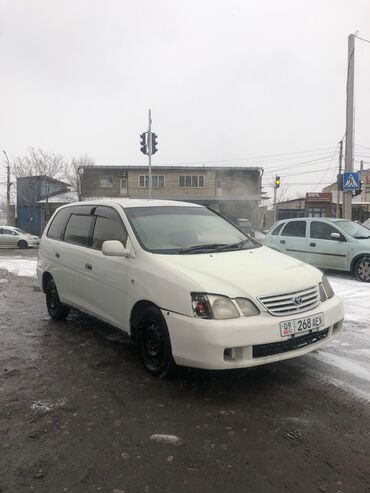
[{"left": 156, "top": 246, "right": 322, "bottom": 299}]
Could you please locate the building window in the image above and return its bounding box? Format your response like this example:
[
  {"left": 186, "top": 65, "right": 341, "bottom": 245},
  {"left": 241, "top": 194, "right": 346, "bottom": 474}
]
[
  {"left": 138, "top": 175, "right": 165, "bottom": 188},
  {"left": 307, "top": 207, "right": 326, "bottom": 217},
  {"left": 100, "top": 176, "right": 113, "bottom": 188},
  {"left": 179, "top": 175, "right": 205, "bottom": 188}
]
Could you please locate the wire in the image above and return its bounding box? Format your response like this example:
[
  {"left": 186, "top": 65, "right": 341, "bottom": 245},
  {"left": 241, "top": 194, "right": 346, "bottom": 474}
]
[
  {"left": 356, "top": 35, "right": 370, "bottom": 44},
  {"left": 156, "top": 146, "right": 336, "bottom": 167}
]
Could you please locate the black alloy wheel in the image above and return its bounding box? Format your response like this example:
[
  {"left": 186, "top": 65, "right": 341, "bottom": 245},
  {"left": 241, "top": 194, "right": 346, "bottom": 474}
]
[
  {"left": 46, "top": 278, "right": 70, "bottom": 320},
  {"left": 354, "top": 256, "right": 370, "bottom": 282},
  {"left": 138, "top": 306, "right": 176, "bottom": 378},
  {"left": 17, "top": 240, "right": 28, "bottom": 249}
]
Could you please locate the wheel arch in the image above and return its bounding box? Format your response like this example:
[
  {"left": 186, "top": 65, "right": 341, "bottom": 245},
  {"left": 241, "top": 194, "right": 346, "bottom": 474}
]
[
  {"left": 130, "top": 300, "right": 161, "bottom": 341},
  {"left": 350, "top": 253, "right": 370, "bottom": 272},
  {"left": 42, "top": 271, "right": 53, "bottom": 293}
]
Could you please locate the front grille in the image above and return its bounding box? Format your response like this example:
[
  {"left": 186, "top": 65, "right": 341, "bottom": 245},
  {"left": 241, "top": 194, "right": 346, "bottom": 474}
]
[
  {"left": 258, "top": 286, "right": 320, "bottom": 316},
  {"left": 252, "top": 328, "right": 329, "bottom": 358}
]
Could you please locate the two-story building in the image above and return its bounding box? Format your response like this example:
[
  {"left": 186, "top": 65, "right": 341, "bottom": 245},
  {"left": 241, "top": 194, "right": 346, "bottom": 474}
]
[{"left": 80, "top": 164, "right": 263, "bottom": 226}]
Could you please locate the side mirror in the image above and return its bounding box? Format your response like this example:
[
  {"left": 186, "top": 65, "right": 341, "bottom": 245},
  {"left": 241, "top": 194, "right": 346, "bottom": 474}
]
[
  {"left": 330, "top": 232, "right": 341, "bottom": 241},
  {"left": 102, "top": 240, "right": 132, "bottom": 257}
]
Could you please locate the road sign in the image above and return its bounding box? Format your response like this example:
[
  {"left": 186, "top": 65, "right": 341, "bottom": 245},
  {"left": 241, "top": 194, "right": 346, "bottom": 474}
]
[{"left": 343, "top": 172, "right": 360, "bottom": 190}]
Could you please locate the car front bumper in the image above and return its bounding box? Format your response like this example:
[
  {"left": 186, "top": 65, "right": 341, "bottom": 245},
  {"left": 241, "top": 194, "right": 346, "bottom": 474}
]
[{"left": 162, "top": 295, "right": 344, "bottom": 370}]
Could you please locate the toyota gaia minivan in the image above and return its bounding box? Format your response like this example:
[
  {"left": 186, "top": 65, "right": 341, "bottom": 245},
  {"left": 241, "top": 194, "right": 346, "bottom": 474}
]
[{"left": 38, "top": 199, "right": 344, "bottom": 377}]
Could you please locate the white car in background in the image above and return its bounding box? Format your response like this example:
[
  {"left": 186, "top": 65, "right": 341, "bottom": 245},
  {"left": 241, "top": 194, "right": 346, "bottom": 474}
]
[
  {"left": 37, "top": 200, "right": 343, "bottom": 377},
  {"left": 0, "top": 226, "right": 40, "bottom": 249}
]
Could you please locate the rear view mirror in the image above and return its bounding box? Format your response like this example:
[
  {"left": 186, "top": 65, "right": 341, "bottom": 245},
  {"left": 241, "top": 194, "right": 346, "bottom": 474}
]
[
  {"left": 330, "top": 232, "right": 341, "bottom": 241},
  {"left": 102, "top": 240, "right": 132, "bottom": 257}
]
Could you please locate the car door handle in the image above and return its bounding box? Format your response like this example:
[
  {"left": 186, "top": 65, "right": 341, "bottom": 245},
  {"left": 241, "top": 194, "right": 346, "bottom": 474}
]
[
  {"left": 85, "top": 263, "right": 92, "bottom": 271},
  {"left": 309, "top": 242, "right": 316, "bottom": 247},
  {"left": 55, "top": 252, "right": 60, "bottom": 258},
  {"left": 280, "top": 240, "right": 285, "bottom": 244}
]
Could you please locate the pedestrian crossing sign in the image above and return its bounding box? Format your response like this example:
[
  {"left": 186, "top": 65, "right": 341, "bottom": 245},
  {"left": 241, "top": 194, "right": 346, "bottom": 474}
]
[{"left": 343, "top": 172, "right": 360, "bottom": 190}]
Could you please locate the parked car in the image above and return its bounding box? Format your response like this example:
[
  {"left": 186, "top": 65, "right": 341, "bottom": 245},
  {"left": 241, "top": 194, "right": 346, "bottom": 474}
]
[
  {"left": 0, "top": 226, "right": 40, "bottom": 249},
  {"left": 362, "top": 218, "right": 370, "bottom": 230},
  {"left": 264, "top": 217, "right": 370, "bottom": 282},
  {"left": 37, "top": 200, "right": 343, "bottom": 376}
]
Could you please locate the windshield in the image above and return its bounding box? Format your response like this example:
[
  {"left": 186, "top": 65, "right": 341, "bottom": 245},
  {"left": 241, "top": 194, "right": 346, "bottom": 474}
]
[
  {"left": 123, "top": 206, "right": 260, "bottom": 254},
  {"left": 335, "top": 220, "right": 370, "bottom": 239},
  {"left": 14, "top": 228, "right": 27, "bottom": 235}
]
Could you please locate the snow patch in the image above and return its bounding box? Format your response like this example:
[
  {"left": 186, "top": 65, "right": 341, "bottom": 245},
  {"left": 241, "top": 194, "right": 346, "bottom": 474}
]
[
  {"left": 31, "top": 398, "right": 68, "bottom": 412},
  {"left": 150, "top": 434, "right": 183, "bottom": 446},
  {"left": 0, "top": 258, "right": 37, "bottom": 278}
]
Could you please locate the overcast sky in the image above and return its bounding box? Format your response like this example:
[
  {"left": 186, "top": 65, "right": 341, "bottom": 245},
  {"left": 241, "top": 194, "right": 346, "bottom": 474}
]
[{"left": 1, "top": 0, "right": 370, "bottom": 200}]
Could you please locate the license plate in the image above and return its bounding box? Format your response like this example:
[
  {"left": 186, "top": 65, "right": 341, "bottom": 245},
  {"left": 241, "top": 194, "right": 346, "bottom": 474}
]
[{"left": 280, "top": 313, "right": 324, "bottom": 337}]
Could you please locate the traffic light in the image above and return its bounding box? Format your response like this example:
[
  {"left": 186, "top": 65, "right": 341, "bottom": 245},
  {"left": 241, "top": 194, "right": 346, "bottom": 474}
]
[
  {"left": 275, "top": 176, "right": 281, "bottom": 189},
  {"left": 151, "top": 133, "right": 158, "bottom": 154},
  {"left": 140, "top": 133, "right": 147, "bottom": 155}
]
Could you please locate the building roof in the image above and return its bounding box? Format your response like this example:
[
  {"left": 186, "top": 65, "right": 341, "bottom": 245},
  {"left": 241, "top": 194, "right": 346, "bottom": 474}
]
[
  {"left": 82, "top": 164, "right": 263, "bottom": 172},
  {"left": 17, "top": 175, "right": 70, "bottom": 187},
  {"left": 37, "top": 191, "right": 79, "bottom": 204}
]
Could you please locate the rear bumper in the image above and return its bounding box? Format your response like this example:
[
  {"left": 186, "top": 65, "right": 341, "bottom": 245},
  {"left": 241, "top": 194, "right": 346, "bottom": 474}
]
[{"left": 162, "top": 295, "right": 344, "bottom": 370}]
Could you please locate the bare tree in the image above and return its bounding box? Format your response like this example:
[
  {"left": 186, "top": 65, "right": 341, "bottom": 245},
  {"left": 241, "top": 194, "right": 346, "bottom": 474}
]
[
  {"left": 12, "top": 148, "right": 66, "bottom": 233},
  {"left": 64, "top": 154, "right": 94, "bottom": 201}
]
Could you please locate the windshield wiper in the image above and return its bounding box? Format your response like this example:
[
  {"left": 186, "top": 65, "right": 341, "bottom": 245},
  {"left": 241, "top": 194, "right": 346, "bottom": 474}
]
[
  {"left": 213, "top": 239, "right": 250, "bottom": 252},
  {"left": 178, "top": 243, "right": 228, "bottom": 254},
  {"left": 353, "top": 236, "right": 370, "bottom": 239}
]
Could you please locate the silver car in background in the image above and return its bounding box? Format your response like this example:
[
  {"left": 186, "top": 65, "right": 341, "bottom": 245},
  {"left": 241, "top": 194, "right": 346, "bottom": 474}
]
[{"left": 0, "top": 226, "right": 40, "bottom": 249}]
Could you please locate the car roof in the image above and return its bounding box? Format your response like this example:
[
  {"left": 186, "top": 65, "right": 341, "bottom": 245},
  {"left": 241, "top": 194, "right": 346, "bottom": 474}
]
[
  {"left": 61, "top": 198, "right": 204, "bottom": 209},
  {"left": 276, "top": 217, "right": 352, "bottom": 223}
]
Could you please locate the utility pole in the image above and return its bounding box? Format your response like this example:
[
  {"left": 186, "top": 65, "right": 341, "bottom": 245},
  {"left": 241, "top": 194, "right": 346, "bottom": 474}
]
[
  {"left": 148, "top": 109, "right": 152, "bottom": 200},
  {"left": 3, "top": 150, "right": 11, "bottom": 225},
  {"left": 336, "top": 140, "right": 343, "bottom": 218},
  {"left": 343, "top": 34, "right": 355, "bottom": 220}
]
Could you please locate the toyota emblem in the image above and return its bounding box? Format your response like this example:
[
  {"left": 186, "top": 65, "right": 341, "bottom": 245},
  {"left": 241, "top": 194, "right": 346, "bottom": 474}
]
[{"left": 292, "top": 296, "right": 303, "bottom": 305}]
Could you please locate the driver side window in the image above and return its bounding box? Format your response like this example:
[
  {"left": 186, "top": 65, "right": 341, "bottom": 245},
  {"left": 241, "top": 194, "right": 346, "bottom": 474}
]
[
  {"left": 310, "top": 221, "right": 346, "bottom": 241},
  {"left": 92, "top": 206, "right": 128, "bottom": 250}
]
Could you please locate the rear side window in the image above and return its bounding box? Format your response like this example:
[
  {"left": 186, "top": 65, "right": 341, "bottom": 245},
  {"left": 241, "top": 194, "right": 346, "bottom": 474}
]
[
  {"left": 64, "top": 214, "right": 94, "bottom": 247},
  {"left": 271, "top": 223, "right": 285, "bottom": 235},
  {"left": 281, "top": 221, "right": 306, "bottom": 238},
  {"left": 47, "top": 208, "right": 71, "bottom": 240},
  {"left": 92, "top": 207, "right": 128, "bottom": 250}
]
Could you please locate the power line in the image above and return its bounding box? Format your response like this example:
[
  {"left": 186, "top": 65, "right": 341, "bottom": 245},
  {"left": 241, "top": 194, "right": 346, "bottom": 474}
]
[
  {"left": 356, "top": 35, "right": 370, "bottom": 44},
  {"left": 156, "top": 146, "right": 336, "bottom": 167}
]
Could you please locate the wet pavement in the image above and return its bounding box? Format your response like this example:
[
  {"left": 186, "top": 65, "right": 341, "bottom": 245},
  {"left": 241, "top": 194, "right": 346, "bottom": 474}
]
[{"left": 0, "top": 250, "right": 370, "bottom": 493}]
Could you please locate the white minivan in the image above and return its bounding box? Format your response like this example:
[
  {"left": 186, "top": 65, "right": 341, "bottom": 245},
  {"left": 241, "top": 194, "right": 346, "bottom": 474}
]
[{"left": 37, "top": 199, "right": 344, "bottom": 377}]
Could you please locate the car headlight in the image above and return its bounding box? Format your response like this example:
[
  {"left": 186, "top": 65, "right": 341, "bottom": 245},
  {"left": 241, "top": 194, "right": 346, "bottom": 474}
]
[
  {"left": 235, "top": 298, "right": 260, "bottom": 317},
  {"left": 320, "top": 275, "right": 334, "bottom": 300},
  {"left": 192, "top": 293, "right": 240, "bottom": 319}
]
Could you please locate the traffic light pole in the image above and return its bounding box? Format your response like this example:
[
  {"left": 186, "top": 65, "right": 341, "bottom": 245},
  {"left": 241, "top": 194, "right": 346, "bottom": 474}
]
[
  {"left": 343, "top": 34, "right": 355, "bottom": 220},
  {"left": 273, "top": 175, "right": 277, "bottom": 223},
  {"left": 148, "top": 109, "right": 152, "bottom": 200}
]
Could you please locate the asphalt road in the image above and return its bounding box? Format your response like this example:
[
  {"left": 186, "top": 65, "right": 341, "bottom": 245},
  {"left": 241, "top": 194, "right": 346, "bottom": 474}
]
[{"left": 0, "top": 250, "right": 369, "bottom": 493}]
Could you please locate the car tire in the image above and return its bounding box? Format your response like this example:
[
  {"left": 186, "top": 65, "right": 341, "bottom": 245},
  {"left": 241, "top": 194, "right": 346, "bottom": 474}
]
[
  {"left": 17, "top": 240, "right": 28, "bottom": 249},
  {"left": 354, "top": 256, "right": 370, "bottom": 282},
  {"left": 46, "top": 278, "right": 70, "bottom": 320},
  {"left": 137, "top": 306, "right": 176, "bottom": 378}
]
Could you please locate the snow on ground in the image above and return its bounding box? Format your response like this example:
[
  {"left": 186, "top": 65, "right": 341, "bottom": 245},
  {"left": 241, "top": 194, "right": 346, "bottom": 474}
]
[
  {"left": 0, "top": 257, "right": 37, "bottom": 278},
  {"left": 310, "top": 273, "right": 370, "bottom": 392}
]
